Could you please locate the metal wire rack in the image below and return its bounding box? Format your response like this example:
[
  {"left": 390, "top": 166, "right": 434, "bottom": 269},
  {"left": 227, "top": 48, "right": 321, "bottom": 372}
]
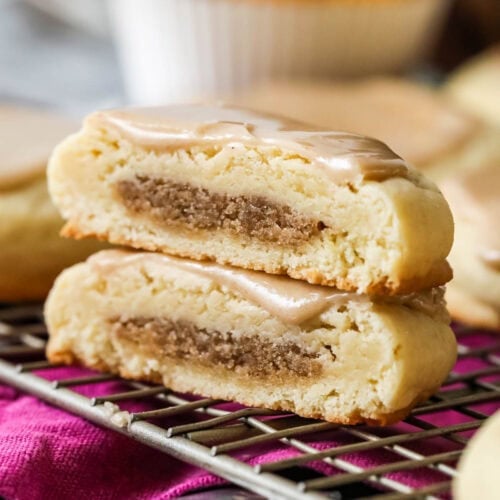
[{"left": 0, "top": 303, "right": 499, "bottom": 499}]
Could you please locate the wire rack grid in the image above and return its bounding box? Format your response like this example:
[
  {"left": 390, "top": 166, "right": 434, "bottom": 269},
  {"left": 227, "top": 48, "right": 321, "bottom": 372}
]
[{"left": 0, "top": 303, "right": 499, "bottom": 499}]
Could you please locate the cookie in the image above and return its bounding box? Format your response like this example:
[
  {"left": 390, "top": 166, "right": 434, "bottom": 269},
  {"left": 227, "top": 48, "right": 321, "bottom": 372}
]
[
  {"left": 233, "top": 78, "right": 500, "bottom": 182},
  {"left": 47, "top": 104, "right": 453, "bottom": 294},
  {"left": 0, "top": 105, "right": 104, "bottom": 301},
  {"left": 234, "top": 80, "right": 500, "bottom": 327},
  {"left": 45, "top": 249, "right": 457, "bottom": 425},
  {"left": 445, "top": 45, "right": 500, "bottom": 126},
  {"left": 453, "top": 411, "right": 500, "bottom": 500},
  {"left": 440, "top": 163, "right": 500, "bottom": 329}
]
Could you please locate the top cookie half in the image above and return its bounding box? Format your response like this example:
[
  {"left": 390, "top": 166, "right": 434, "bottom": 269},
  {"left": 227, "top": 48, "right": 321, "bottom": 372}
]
[{"left": 48, "top": 104, "right": 453, "bottom": 294}]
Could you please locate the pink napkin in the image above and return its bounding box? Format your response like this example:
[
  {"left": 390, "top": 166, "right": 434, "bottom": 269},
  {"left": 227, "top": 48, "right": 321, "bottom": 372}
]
[{"left": 0, "top": 329, "right": 498, "bottom": 500}]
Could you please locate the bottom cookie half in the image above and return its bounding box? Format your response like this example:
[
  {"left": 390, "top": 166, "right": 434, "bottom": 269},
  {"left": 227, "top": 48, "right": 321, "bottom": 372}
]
[{"left": 45, "top": 250, "right": 457, "bottom": 425}]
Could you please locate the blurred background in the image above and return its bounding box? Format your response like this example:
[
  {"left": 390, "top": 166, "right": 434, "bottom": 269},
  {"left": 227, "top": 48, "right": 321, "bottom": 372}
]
[
  {"left": 1, "top": 0, "right": 499, "bottom": 303},
  {"left": 1, "top": 0, "right": 499, "bottom": 114}
]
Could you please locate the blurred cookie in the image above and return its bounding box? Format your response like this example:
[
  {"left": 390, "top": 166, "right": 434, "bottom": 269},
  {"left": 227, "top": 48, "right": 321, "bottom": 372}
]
[
  {"left": 445, "top": 45, "right": 500, "bottom": 126},
  {"left": 0, "top": 105, "right": 104, "bottom": 301},
  {"left": 454, "top": 411, "right": 500, "bottom": 500},
  {"left": 440, "top": 163, "right": 500, "bottom": 329},
  {"left": 235, "top": 78, "right": 476, "bottom": 168},
  {"left": 234, "top": 78, "right": 500, "bottom": 181}
]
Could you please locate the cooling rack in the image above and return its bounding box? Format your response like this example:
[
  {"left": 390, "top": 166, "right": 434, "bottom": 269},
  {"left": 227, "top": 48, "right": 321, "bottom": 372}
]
[{"left": 0, "top": 304, "right": 499, "bottom": 499}]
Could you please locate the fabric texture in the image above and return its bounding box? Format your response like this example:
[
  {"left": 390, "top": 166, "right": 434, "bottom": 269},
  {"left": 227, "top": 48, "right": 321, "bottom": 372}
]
[{"left": 0, "top": 330, "right": 498, "bottom": 500}]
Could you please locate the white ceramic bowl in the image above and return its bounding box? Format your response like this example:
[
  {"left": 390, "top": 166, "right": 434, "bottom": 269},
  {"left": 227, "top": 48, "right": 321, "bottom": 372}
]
[{"left": 108, "top": 0, "right": 452, "bottom": 104}]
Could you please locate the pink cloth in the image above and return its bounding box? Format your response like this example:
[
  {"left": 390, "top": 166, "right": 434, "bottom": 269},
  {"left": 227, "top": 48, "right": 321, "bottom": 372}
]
[{"left": 0, "top": 329, "right": 498, "bottom": 500}]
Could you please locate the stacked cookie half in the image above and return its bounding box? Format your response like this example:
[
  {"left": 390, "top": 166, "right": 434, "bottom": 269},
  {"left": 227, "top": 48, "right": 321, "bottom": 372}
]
[
  {"left": 45, "top": 105, "right": 457, "bottom": 425},
  {"left": 235, "top": 77, "right": 500, "bottom": 329}
]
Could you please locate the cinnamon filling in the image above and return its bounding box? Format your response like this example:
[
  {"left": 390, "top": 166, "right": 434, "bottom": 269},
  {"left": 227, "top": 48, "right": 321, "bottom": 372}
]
[
  {"left": 115, "top": 176, "right": 326, "bottom": 245},
  {"left": 111, "top": 316, "right": 322, "bottom": 378}
]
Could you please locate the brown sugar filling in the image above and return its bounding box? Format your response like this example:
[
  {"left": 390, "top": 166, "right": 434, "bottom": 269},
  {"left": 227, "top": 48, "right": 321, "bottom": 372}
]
[
  {"left": 115, "top": 175, "right": 326, "bottom": 245},
  {"left": 110, "top": 316, "right": 322, "bottom": 378}
]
